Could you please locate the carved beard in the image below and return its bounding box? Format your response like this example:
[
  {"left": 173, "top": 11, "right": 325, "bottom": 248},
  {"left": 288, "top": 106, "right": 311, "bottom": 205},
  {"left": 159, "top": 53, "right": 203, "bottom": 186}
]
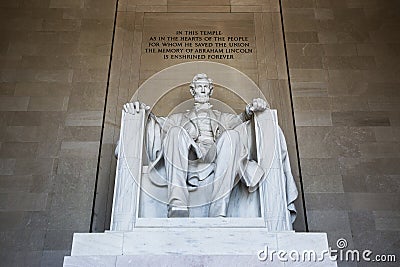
[{"left": 194, "top": 94, "right": 210, "bottom": 103}]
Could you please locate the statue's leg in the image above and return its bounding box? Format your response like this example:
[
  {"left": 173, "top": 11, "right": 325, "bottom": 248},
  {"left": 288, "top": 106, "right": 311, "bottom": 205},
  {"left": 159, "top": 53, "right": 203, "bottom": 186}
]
[
  {"left": 209, "top": 129, "right": 243, "bottom": 217},
  {"left": 163, "top": 126, "right": 195, "bottom": 217}
]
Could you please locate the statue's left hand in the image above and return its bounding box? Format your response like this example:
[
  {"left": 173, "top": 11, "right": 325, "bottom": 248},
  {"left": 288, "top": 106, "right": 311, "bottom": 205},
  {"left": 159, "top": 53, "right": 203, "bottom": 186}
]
[{"left": 246, "top": 98, "right": 268, "bottom": 115}]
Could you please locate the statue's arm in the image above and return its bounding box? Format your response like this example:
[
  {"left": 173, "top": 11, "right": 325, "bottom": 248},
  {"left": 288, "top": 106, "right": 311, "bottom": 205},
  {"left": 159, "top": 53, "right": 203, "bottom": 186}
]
[{"left": 239, "top": 109, "right": 252, "bottom": 122}]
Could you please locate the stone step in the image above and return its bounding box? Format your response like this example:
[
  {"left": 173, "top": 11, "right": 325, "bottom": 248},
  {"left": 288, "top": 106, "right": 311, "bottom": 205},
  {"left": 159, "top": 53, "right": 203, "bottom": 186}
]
[
  {"left": 64, "top": 254, "right": 322, "bottom": 267},
  {"left": 64, "top": 229, "right": 337, "bottom": 266}
]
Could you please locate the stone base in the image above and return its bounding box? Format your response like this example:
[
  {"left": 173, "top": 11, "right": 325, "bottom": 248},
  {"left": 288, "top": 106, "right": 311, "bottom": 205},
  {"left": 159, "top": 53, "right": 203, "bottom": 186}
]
[{"left": 64, "top": 229, "right": 337, "bottom": 266}]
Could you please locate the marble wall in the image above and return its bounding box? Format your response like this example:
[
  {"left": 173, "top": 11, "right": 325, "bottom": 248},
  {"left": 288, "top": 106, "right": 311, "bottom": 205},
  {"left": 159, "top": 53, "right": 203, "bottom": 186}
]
[
  {"left": 0, "top": 0, "right": 116, "bottom": 266},
  {"left": 282, "top": 0, "right": 400, "bottom": 265}
]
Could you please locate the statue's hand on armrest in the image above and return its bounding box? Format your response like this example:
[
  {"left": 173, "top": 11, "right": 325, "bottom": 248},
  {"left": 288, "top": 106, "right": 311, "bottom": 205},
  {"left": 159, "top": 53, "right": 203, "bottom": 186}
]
[
  {"left": 245, "top": 98, "right": 269, "bottom": 117},
  {"left": 123, "top": 101, "right": 150, "bottom": 115}
]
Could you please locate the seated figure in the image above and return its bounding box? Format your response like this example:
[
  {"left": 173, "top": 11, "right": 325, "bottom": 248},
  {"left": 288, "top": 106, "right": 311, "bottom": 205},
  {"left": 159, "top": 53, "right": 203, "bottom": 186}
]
[{"left": 124, "top": 73, "right": 268, "bottom": 218}]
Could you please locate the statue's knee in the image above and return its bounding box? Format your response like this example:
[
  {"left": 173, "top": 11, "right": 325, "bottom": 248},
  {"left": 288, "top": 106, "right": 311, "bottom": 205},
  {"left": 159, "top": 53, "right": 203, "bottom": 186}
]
[{"left": 165, "top": 126, "right": 190, "bottom": 143}]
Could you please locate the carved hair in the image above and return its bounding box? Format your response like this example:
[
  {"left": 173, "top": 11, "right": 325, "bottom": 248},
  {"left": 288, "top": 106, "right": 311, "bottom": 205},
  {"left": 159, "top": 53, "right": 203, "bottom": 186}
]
[{"left": 189, "top": 73, "right": 214, "bottom": 96}]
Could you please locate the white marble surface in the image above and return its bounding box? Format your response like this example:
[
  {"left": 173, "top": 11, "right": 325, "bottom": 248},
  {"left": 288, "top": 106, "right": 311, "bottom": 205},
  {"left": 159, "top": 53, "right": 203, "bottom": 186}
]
[
  {"left": 64, "top": 256, "right": 117, "bottom": 267},
  {"left": 276, "top": 232, "right": 337, "bottom": 267},
  {"left": 70, "top": 230, "right": 328, "bottom": 256},
  {"left": 123, "top": 228, "right": 279, "bottom": 255},
  {"left": 134, "top": 217, "right": 266, "bottom": 228},
  {"left": 65, "top": 230, "right": 337, "bottom": 266},
  {"left": 277, "top": 232, "right": 330, "bottom": 252},
  {"left": 71, "top": 232, "right": 123, "bottom": 256},
  {"left": 65, "top": 254, "right": 337, "bottom": 267},
  {"left": 115, "top": 255, "right": 284, "bottom": 267},
  {"left": 66, "top": 255, "right": 285, "bottom": 267}
]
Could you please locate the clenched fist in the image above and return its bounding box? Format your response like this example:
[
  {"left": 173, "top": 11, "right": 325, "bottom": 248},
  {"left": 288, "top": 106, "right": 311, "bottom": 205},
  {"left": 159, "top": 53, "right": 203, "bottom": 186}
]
[{"left": 246, "top": 98, "right": 269, "bottom": 116}]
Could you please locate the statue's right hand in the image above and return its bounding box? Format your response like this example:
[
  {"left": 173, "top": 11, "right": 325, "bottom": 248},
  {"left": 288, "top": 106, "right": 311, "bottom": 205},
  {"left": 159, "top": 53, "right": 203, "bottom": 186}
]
[{"left": 123, "top": 101, "right": 149, "bottom": 115}]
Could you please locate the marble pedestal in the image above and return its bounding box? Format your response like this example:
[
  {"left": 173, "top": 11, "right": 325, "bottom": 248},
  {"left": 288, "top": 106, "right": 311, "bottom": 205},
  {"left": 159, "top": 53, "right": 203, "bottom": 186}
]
[
  {"left": 65, "top": 100, "right": 338, "bottom": 266},
  {"left": 63, "top": 227, "right": 337, "bottom": 267}
]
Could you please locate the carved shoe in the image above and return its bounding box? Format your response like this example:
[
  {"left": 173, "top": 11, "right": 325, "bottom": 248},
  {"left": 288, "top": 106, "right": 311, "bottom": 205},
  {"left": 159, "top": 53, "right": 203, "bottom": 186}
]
[
  {"left": 209, "top": 201, "right": 227, "bottom": 217},
  {"left": 168, "top": 207, "right": 189, "bottom": 218}
]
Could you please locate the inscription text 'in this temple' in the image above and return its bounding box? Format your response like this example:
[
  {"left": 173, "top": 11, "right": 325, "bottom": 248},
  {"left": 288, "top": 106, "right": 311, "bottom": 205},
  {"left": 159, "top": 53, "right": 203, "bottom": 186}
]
[{"left": 144, "top": 30, "right": 254, "bottom": 60}]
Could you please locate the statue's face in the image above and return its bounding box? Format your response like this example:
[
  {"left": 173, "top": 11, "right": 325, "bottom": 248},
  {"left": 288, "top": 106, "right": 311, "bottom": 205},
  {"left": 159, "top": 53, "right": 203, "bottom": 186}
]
[{"left": 192, "top": 80, "right": 211, "bottom": 103}]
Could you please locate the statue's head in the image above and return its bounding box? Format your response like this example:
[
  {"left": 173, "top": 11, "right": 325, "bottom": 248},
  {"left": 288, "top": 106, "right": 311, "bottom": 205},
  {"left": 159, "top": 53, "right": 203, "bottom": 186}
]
[{"left": 189, "top": 73, "right": 213, "bottom": 104}]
